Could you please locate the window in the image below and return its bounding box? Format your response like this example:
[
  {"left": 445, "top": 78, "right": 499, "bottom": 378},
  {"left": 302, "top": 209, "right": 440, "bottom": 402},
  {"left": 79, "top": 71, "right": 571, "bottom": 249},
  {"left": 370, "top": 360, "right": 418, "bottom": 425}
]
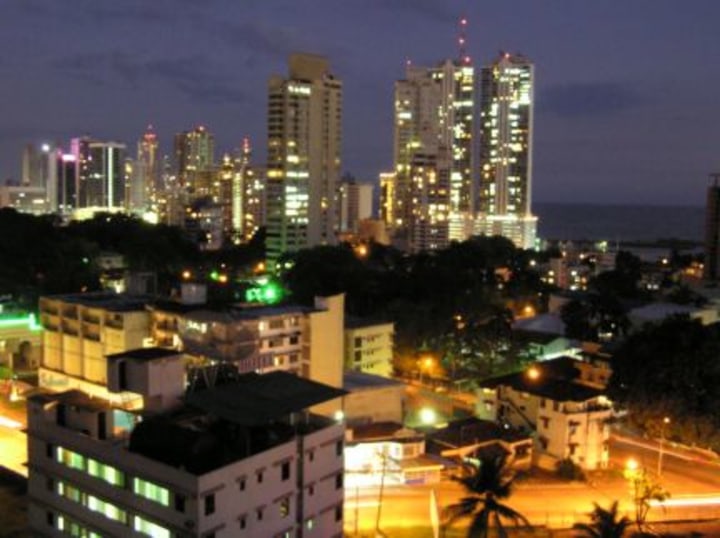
[
  {"left": 336, "top": 440, "right": 343, "bottom": 456},
  {"left": 279, "top": 497, "right": 290, "bottom": 518},
  {"left": 335, "top": 473, "right": 343, "bottom": 489},
  {"left": 88, "top": 458, "right": 124, "bottom": 487},
  {"left": 257, "top": 470, "right": 264, "bottom": 483},
  {"left": 239, "top": 478, "right": 246, "bottom": 491},
  {"left": 257, "top": 508, "right": 264, "bottom": 521},
  {"left": 540, "top": 398, "right": 546, "bottom": 409},
  {"left": 46, "top": 443, "right": 54, "bottom": 459},
  {"left": 133, "top": 478, "right": 169, "bottom": 506},
  {"left": 240, "top": 515, "right": 247, "bottom": 529},
  {"left": 281, "top": 461, "right": 290, "bottom": 481},
  {"left": 335, "top": 504, "right": 343, "bottom": 522},
  {"left": 308, "top": 449, "right": 314, "bottom": 462},
  {"left": 133, "top": 515, "right": 171, "bottom": 538},
  {"left": 57, "top": 447, "right": 85, "bottom": 471},
  {"left": 46, "top": 511, "right": 54, "bottom": 526},
  {"left": 540, "top": 416, "right": 550, "bottom": 429},
  {"left": 306, "top": 518, "right": 315, "bottom": 530},
  {"left": 46, "top": 478, "right": 54, "bottom": 491},
  {"left": 308, "top": 484, "right": 315, "bottom": 496},
  {"left": 204, "top": 494, "right": 215, "bottom": 516},
  {"left": 174, "top": 494, "right": 186, "bottom": 513}
]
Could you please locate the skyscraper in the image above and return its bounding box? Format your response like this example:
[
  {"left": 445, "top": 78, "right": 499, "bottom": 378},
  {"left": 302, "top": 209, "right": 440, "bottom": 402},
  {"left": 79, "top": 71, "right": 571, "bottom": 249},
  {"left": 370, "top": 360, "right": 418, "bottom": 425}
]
[
  {"left": 390, "top": 56, "right": 476, "bottom": 252},
  {"left": 74, "top": 138, "right": 127, "bottom": 210},
  {"left": 476, "top": 53, "right": 537, "bottom": 249},
  {"left": 265, "top": 53, "right": 342, "bottom": 267},
  {"left": 131, "top": 125, "right": 160, "bottom": 214},
  {"left": 174, "top": 126, "right": 215, "bottom": 191}
]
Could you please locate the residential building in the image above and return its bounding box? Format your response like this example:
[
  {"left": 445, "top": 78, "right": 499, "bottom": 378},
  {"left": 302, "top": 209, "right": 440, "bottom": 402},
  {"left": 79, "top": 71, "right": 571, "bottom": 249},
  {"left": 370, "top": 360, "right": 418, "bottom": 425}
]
[
  {"left": 74, "top": 138, "right": 128, "bottom": 211},
  {"left": 342, "top": 371, "right": 404, "bottom": 425},
  {"left": 478, "top": 357, "right": 612, "bottom": 470},
  {"left": 338, "top": 175, "right": 373, "bottom": 233},
  {"left": 0, "top": 184, "right": 48, "bottom": 215},
  {"left": 27, "top": 355, "right": 347, "bottom": 538},
  {"left": 266, "top": 53, "right": 342, "bottom": 267},
  {"left": 344, "top": 318, "right": 394, "bottom": 377},
  {"left": 391, "top": 57, "right": 476, "bottom": 252},
  {"left": 477, "top": 53, "right": 537, "bottom": 249},
  {"left": 38, "top": 293, "right": 151, "bottom": 408},
  {"left": 174, "top": 126, "right": 215, "bottom": 191},
  {"left": 130, "top": 125, "right": 160, "bottom": 215}
]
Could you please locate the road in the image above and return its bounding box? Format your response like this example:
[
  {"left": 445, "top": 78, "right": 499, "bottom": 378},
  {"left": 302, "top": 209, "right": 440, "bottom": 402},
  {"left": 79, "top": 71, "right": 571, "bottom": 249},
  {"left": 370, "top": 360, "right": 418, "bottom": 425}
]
[{"left": 344, "top": 433, "right": 720, "bottom": 535}]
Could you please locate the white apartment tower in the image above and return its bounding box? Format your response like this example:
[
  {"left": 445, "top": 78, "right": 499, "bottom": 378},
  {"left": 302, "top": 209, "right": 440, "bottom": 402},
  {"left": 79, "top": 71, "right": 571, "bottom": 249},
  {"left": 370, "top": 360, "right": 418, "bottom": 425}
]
[
  {"left": 391, "top": 58, "right": 476, "bottom": 252},
  {"left": 476, "top": 53, "right": 537, "bottom": 249},
  {"left": 266, "top": 53, "right": 342, "bottom": 267}
]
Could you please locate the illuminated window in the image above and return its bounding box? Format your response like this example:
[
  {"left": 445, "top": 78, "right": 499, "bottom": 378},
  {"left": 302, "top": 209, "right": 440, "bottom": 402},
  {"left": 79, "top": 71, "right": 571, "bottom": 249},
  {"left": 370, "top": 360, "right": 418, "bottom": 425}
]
[
  {"left": 279, "top": 497, "right": 290, "bottom": 518},
  {"left": 57, "top": 447, "right": 85, "bottom": 471},
  {"left": 133, "top": 516, "right": 170, "bottom": 538},
  {"left": 133, "top": 478, "right": 169, "bottom": 506},
  {"left": 87, "top": 458, "right": 124, "bottom": 487}
]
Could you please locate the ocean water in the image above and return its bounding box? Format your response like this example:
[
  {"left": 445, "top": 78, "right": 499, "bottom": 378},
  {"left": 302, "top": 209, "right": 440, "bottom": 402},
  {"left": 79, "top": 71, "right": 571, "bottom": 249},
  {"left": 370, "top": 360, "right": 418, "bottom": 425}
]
[{"left": 535, "top": 203, "right": 705, "bottom": 243}]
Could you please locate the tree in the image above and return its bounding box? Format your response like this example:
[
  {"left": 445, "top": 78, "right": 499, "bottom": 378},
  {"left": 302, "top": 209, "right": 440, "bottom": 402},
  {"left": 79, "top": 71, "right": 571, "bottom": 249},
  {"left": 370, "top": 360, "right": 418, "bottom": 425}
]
[
  {"left": 574, "top": 501, "right": 631, "bottom": 538},
  {"left": 443, "top": 454, "right": 530, "bottom": 538}
]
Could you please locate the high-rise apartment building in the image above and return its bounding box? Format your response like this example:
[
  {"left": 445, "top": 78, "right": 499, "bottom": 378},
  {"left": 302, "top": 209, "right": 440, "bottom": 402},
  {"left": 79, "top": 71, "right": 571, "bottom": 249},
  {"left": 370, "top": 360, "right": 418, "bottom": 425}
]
[
  {"left": 390, "top": 58, "right": 476, "bottom": 252},
  {"left": 266, "top": 53, "right": 342, "bottom": 267},
  {"left": 74, "top": 138, "right": 127, "bottom": 210},
  {"left": 130, "top": 125, "right": 160, "bottom": 214},
  {"left": 338, "top": 175, "right": 373, "bottom": 233},
  {"left": 476, "top": 53, "right": 537, "bottom": 249},
  {"left": 174, "top": 126, "right": 215, "bottom": 191}
]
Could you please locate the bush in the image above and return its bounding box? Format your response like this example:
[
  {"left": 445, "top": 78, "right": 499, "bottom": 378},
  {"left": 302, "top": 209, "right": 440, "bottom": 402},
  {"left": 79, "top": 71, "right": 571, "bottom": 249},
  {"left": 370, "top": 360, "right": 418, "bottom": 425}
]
[{"left": 555, "top": 457, "right": 586, "bottom": 481}]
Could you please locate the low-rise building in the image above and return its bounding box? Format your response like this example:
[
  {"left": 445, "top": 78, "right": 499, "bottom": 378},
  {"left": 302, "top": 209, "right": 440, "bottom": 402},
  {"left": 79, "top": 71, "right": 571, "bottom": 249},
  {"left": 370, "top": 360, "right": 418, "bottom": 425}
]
[
  {"left": 478, "top": 357, "right": 613, "bottom": 471},
  {"left": 343, "top": 371, "right": 405, "bottom": 426},
  {"left": 344, "top": 318, "right": 394, "bottom": 377},
  {"left": 27, "top": 353, "right": 347, "bottom": 538}
]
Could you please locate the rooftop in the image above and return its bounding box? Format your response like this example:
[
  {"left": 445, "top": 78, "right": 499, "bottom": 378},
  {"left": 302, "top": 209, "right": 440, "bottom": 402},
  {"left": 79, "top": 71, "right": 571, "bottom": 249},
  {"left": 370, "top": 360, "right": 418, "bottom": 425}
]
[
  {"left": 343, "top": 371, "right": 403, "bottom": 392},
  {"left": 106, "top": 347, "right": 181, "bottom": 362},
  {"left": 480, "top": 357, "right": 606, "bottom": 402},
  {"left": 43, "top": 292, "right": 148, "bottom": 312},
  {"left": 185, "top": 371, "right": 347, "bottom": 426},
  {"left": 29, "top": 389, "right": 109, "bottom": 413}
]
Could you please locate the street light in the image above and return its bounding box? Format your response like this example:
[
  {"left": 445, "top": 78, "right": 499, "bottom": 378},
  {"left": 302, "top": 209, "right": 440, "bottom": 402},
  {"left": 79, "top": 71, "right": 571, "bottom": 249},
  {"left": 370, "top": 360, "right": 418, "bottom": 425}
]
[{"left": 657, "top": 416, "right": 670, "bottom": 477}]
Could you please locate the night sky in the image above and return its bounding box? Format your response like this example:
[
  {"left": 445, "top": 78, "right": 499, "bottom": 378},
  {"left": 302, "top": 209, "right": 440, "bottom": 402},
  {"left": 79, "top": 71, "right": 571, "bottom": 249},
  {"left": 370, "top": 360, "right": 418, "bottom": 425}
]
[{"left": 2, "top": 0, "right": 719, "bottom": 206}]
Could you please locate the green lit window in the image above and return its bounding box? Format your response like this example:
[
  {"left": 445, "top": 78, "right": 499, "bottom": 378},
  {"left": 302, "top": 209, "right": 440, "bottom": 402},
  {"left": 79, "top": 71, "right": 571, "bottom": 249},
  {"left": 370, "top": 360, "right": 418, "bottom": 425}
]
[
  {"left": 133, "top": 477, "right": 170, "bottom": 506},
  {"left": 133, "top": 515, "right": 171, "bottom": 538},
  {"left": 87, "top": 494, "right": 127, "bottom": 524},
  {"left": 87, "top": 458, "right": 125, "bottom": 487},
  {"left": 57, "top": 447, "right": 85, "bottom": 471}
]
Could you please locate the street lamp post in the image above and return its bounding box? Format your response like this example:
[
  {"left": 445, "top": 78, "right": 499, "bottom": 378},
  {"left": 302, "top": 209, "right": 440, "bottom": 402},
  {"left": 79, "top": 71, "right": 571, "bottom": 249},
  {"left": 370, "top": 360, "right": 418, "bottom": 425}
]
[{"left": 657, "top": 416, "right": 670, "bottom": 477}]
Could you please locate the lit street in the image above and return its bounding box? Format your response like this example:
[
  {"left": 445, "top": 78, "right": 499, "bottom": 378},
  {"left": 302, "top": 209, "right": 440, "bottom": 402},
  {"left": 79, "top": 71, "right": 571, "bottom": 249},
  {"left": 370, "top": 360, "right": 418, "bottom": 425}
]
[{"left": 344, "top": 431, "right": 720, "bottom": 535}]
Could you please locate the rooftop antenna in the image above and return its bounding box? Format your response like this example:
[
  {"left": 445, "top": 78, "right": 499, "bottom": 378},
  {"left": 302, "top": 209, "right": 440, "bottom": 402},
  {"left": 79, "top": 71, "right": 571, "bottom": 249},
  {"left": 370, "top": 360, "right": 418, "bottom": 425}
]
[{"left": 458, "top": 16, "right": 471, "bottom": 65}]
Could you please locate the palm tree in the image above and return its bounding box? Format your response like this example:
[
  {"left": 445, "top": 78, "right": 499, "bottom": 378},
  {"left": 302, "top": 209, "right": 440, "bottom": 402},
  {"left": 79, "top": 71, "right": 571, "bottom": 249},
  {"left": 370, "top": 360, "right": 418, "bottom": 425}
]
[
  {"left": 574, "top": 501, "right": 631, "bottom": 538},
  {"left": 443, "top": 453, "right": 530, "bottom": 538}
]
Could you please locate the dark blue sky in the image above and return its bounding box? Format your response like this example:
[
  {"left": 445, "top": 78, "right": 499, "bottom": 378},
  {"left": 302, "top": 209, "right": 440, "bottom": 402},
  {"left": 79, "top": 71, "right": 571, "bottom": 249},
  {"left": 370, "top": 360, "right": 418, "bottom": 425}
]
[{"left": 2, "top": 0, "right": 719, "bottom": 205}]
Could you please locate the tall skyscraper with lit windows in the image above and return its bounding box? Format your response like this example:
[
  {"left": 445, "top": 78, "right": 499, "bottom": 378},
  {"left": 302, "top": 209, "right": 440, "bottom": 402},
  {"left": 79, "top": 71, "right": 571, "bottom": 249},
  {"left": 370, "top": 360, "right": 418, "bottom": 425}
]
[
  {"left": 390, "top": 55, "right": 476, "bottom": 252},
  {"left": 265, "top": 53, "right": 342, "bottom": 267},
  {"left": 476, "top": 53, "right": 537, "bottom": 249}
]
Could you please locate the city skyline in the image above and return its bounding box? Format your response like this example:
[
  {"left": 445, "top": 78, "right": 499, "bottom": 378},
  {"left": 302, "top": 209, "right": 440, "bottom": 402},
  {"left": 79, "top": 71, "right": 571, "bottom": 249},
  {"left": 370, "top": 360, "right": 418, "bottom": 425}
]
[{"left": 2, "top": 0, "right": 720, "bottom": 206}]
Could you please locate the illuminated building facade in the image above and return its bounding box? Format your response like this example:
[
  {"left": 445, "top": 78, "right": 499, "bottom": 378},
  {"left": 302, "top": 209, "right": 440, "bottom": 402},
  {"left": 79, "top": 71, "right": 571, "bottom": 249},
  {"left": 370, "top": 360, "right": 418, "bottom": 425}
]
[
  {"left": 130, "top": 125, "right": 160, "bottom": 215},
  {"left": 174, "top": 126, "right": 215, "bottom": 190},
  {"left": 391, "top": 58, "right": 476, "bottom": 252},
  {"left": 477, "top": 53, "right": 537, "bottom": 249},
  {"left": 266, "top": 53, "right": 342, "bottom": 267},
  {"left": 27, "top": 357, "right": 346, "bottom": 538},
  {"left": 338, "top": 175, "right": 373, "bottom": 233},
  {"left": 343, "top": 319, "right": 394, "bottom": 378},
  {"left": 74, "top": 139, "right": 127, "bottom": 211}
]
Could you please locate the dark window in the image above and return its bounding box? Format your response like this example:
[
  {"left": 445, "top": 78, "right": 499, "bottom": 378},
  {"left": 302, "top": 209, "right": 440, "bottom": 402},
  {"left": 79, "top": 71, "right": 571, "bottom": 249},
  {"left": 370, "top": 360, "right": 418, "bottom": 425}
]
[
  {"left": 335, "top": 504, "right": 343, "bottom": 521},
  {"left": 175, "top": 494, "right": 186, "bottom": 513},
  {"left": 336, "top": 440, "right": 343, "bottom": 456},
  {"left": 240, "top": 516, "right": 246, "bottom": 529},
  {"left": 97, "top": 412, "right": 106, "bottom": 440},
  {"left": 257, "top": 508, "right": 264, "bottom": 521},
  {"left": 239, "top": 478, "right": 246, "bottom": 491},
  {"left": 335, "top": 473, "right": 343, "bottom": 489},
  {"left": 308, "top": 450, "right": 314, "bottom": 462},
  {"left": 308, "top": 484, "right": 314, "bottom": 496},
  {"left": 354, "top": 337, "right": 362, "bottom": 348},
  {"left": 281, "top": 462, "right": 290, "bottom": 481},
  {"left": 257, "top": 471, "right": 264, "bottom": 484},
  {"left": 46, "top": 511, "right": 54, "bottom": 526},
  {"left": 204, "top": 494, "right": 215, "bottom": 516},
  {"left": 118, "top": 360, "right": 128, "bottom": 390},
  {"left": 46, "top": 443, "right": 53, "bottom": 459},
  {"left": 46, "top": 478, "right": 54, "bottom": 491},
  {"left": 553, "top": 401, "right": 560, "bottom": 412}
]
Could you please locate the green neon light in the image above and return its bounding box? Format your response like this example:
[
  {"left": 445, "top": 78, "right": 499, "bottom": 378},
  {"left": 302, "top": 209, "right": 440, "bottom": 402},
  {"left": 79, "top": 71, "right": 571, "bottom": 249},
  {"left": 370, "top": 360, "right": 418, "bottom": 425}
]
[
  {"left": 244, "top": 283, "right": 283, "bottom": 305},
  {"left": 0, "top": 313, "right": 42, "bottom": 332},
  {"left": 209, "top": 270, "right": 220, "bottom": 282}
]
